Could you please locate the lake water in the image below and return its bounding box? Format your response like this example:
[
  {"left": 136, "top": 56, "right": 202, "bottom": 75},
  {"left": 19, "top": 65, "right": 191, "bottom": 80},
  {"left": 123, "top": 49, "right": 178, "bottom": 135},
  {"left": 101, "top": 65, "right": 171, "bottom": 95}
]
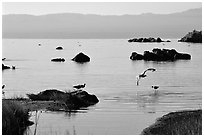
[{"left": 2, "top": 39, "right": 202, "bottom": 135}]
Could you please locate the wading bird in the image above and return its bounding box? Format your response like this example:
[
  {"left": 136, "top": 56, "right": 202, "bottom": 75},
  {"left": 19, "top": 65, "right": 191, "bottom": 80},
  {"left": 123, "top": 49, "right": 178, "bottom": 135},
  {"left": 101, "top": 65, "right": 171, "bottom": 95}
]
[
  {"left": 73, "top": 83, "right": 86, "bottom": 90},
  {"left": 136, "top": 68, "right": 156, "bottom": 86},
  {"left": 12, "top": 66, "right": 16, "bottom": 70},
  {"left": 2, "top": 85, "right": 5, "bottom": 98},
  {"left": 152, "top": 85, "right": 159, "bottom": 93}
]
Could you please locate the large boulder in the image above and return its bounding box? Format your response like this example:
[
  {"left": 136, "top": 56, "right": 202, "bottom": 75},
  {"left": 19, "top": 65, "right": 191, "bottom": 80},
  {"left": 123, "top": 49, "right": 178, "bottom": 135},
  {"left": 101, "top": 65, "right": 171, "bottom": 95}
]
[
  {"left": 141, "top": 109, "right": 201, "bottom": 135},
  {"left": 72, "top": 52, "right": 90, "bottom": 63},
  {"left": 178, "top": 30, "right": 202, "bottom": 43},
  {"left": 156, "top": 37, "right": 163, "bottom": 42}
]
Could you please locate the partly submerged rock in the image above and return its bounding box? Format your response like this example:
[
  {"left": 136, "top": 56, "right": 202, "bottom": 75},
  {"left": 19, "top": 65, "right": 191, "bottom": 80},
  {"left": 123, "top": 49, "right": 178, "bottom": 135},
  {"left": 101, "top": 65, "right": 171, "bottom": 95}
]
[
  {"left": 130, "top": 48, "right": 191, "bottom": 61},
  {"left": 56, "top": 46, "right": 63, "bottom": 50},
  {"left": 72, "top": 52, "right": 90, "bottom": 63},
  {"left": 130, "top": 52, "right": 143, "bottom": 60},
  {"left": 27, "top": 89, "right": 99, "bottom": 110},
  {"left": 51, "top": 58, "right": 65, "bottom": 62},
  {"left": 178, "top": 30, "right": 202, "bottom": 43},
  {"left": 2, "top": 64, "right": 10, "bottom": 70}
]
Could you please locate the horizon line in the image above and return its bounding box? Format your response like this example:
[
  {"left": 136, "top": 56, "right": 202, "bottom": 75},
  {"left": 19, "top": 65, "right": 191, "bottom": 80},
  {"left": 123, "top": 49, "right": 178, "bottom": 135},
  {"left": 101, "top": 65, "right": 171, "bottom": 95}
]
[{"left": 2, "top": 7, "right": 202, "bottom": 16}]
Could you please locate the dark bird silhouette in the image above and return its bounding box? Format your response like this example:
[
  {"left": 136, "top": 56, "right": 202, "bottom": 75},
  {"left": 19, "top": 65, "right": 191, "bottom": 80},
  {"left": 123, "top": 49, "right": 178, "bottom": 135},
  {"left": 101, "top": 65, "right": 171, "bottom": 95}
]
[
  {"left": 2, "top": 58, "right": 6, "bottom": 61},
  {"left": 12, "top": 66, "right": 16, "bottom": 69},
  {"left": 73, "top": 84, "right": 86, "bottom": 90},
  {"left": 152, "top": 85, "right": 159, "bottom": 94},
  {"left": 2, "top": 85, "right": 5, "bottom": 98},
  {"left": 38, "top": 43, "right": 41, "bottom": 46},
  {"left": 2, "top": 85, "right": 5, "bottom": 89},
  {"left": 136, "top": 68, "right": 156, "bottom": 86}
]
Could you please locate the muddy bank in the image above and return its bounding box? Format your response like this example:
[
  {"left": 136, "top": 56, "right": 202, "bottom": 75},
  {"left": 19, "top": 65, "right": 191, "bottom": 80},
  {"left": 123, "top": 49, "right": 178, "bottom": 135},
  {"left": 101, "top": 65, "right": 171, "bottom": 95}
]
[{"left": 5, "top": 89, "right": 99, "bottom": 112}]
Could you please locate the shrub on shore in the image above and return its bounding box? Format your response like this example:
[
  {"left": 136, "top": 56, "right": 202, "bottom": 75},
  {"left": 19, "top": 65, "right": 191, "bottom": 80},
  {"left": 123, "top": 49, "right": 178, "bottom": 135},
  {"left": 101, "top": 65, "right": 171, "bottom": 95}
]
[
  {"left": 141, "top": 109, "right": 202, "bottom": 135},
  {"left": 2, "top": 100, "right": 33, "bottom": 135}
]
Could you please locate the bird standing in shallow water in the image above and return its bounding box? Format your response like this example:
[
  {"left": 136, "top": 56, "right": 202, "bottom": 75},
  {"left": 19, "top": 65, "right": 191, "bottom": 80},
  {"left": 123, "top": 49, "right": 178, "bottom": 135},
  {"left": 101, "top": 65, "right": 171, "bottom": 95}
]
[
  {"left": 2, "top": 85, "right": 6, "bottom": 98},
  {"left": 152, "top": 85, "right": 159, "bottom": 94}
]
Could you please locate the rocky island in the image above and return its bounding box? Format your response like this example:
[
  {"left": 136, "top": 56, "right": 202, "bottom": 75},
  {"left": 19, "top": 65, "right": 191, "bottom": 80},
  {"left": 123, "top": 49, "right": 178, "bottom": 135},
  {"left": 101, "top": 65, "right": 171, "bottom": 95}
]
[
  {"left": 128, "top": 37, "right": 170, "bottom": 43},
  {"left": 130, "top": 48, "right": 191, "bottom": 61},
  {"left": 178, "top": 30, "right": 202, "bottom": 43}
]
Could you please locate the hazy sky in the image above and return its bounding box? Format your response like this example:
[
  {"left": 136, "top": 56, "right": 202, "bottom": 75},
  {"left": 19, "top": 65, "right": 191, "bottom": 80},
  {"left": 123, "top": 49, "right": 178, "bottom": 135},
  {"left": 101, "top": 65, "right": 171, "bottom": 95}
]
[{"left": 2, "top": 2, "right": 202, "bottom": 15}]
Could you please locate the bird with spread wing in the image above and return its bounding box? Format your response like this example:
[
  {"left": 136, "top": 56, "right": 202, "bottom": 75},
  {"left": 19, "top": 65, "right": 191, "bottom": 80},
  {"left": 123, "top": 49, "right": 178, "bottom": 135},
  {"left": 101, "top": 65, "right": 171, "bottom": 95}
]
[{"left": 136, "top": 68, "right": 156, "bottom": 86}]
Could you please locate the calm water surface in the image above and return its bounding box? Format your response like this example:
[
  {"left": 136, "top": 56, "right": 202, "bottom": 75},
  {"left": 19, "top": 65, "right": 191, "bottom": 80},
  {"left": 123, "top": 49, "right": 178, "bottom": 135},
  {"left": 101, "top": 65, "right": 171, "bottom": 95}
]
[{"left": 2, "top": 39, "right": 202, "bottom": 134}]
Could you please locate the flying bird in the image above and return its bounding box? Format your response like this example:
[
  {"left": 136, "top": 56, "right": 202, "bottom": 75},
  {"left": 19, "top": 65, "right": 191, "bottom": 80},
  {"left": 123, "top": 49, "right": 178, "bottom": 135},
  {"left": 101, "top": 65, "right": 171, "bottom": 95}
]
[
  {"left": 136, "top": 68, "right": 156, "bottom": 86},
  {"left": 73, "top": 83, "right": 86, "bottom": 90}
]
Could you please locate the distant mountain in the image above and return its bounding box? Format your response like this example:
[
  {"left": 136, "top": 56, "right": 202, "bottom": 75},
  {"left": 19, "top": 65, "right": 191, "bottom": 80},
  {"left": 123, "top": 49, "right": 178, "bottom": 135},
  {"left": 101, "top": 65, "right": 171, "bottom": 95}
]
[{"left": 2, "top": 8, "right": 202, "bottom": 39}]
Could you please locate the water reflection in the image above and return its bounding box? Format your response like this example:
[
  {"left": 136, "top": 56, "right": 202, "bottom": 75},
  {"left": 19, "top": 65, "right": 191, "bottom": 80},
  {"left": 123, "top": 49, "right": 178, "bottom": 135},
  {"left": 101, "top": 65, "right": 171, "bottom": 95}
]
[
  {"left": 136, "top": 91, "right": 160, "bottom": 113},
  {"left": 64, "top": 109, "right": 88, "bottom": 118}
]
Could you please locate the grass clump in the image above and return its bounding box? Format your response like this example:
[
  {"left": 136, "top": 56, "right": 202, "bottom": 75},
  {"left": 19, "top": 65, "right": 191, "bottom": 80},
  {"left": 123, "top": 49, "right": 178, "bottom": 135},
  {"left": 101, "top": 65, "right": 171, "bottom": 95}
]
[
  {"left": 2, "top": 100, "right": 34, "bottom": 135},
  {"left": 141, "top": 109, "right": 202, "bottom": 135}
]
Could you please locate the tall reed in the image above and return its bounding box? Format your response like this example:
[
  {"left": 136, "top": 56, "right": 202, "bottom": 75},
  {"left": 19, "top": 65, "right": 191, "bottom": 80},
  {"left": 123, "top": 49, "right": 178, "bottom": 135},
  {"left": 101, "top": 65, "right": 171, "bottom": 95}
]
[{"left": 2, "top": 100, "right": 33, "bottom": 135}]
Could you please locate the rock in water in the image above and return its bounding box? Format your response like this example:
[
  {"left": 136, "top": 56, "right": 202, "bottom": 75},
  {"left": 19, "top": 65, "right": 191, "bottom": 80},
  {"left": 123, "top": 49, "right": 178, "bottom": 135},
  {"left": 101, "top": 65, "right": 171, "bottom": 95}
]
[
  {"left": 128, "top": 37, "right": 166, "bottom": 43},
  {"left": 2, "top": 64, "right": 10, "bottom": 70},
  {"left": 130, "top": 48, "right": 191, "bottom": 61},
  {"left": 56, "top": 46, "right": 63, "bottom": 50},
  {"left": 27, "top": 89, "right": 99, "bottom": 110},
  {"left": 130, "top": 52, "right": 144, "bottom": 60},
  {"left": 72, "top": 52, "right": 90, "bottom": 63},
  {"left": 178, "top": 30, "right": 202, "bottom": 43},
  {"left": 51, "top": 58, "right": 65, "bottom": 62}
]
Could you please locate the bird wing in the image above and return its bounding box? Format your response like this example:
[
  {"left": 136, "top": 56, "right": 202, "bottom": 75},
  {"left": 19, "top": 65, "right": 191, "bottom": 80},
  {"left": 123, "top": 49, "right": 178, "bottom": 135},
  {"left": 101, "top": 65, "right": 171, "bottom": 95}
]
[{"left": 143, "top": 68, "right": 156, "bottom": 75}]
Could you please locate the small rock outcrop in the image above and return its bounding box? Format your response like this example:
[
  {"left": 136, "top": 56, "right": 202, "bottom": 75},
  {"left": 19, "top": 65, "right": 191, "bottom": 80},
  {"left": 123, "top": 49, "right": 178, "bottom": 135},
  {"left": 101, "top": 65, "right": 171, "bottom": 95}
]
[
  {"left": 51, "top": 58, "right": 65, "bottom": 62},
  {"left": 2, "top": 64, "right": 10, "bottom": 70},
  {"left": 128, "top": 37, "right": 170, "bottom": 43},
  {"left": 178, "top": 30, "right": 202, "bottom": 43},
  {"left": 56, "top": 46, "right": 63, "bottom": 50},
  {"left": 130, "top": 48, "right": 191, "bottom": 61},
  {"left": 27, "top": 89, "right": 99, "bottom": 110},
  {"left": 72, "top": 52, "right": 90, "bottom": 63},
  {"left": 130, "top": 52, "right": 143, "bottom": 60}
]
